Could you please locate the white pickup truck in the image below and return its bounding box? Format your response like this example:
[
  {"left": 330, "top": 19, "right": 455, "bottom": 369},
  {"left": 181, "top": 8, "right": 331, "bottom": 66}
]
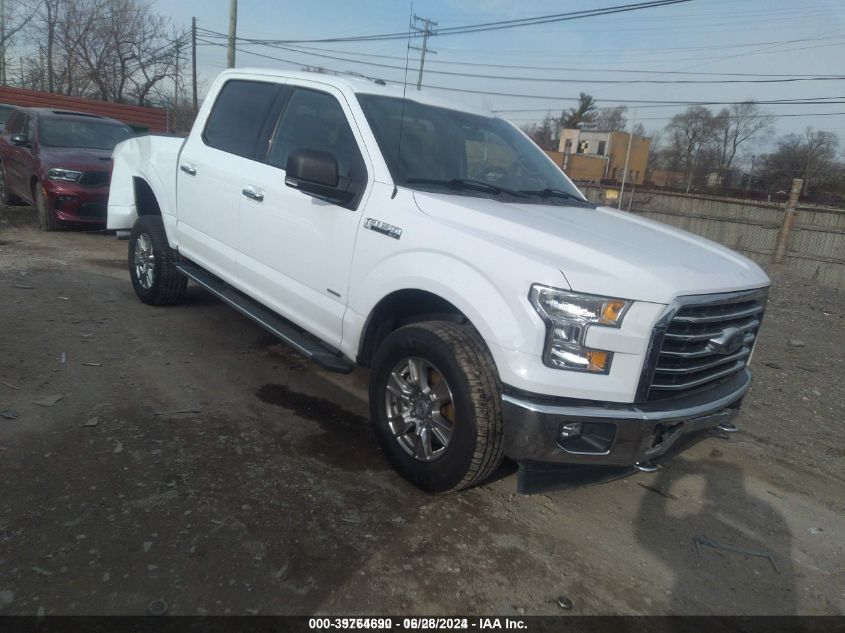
[{"left": 107, "top": 68, "right": 770, "bottom": 493}]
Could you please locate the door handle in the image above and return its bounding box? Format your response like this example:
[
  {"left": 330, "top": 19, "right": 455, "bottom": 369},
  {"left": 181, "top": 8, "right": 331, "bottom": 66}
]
[
  {"left": 180, "top": 163, "right": 197, "bottom": 176},
  {"left": 242, "top": 187, "right": 264, "bottom": 202}
]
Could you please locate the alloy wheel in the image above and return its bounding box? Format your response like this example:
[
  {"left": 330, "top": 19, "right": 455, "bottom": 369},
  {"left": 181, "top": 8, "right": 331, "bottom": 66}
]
[
  {"left": 384, "top": 356, "right": 455, "bottom": 462},
  {"left": 134, "top": 233, "right": 155, "bottom": 290}
]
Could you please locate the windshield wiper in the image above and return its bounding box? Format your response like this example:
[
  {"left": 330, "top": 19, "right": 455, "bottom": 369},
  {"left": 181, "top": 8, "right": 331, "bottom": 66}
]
[
  {"left": 405, "top": 177, "right": 525, "bottom": 198},
  {"left": 518, "top": 187, "right": 583, "bottom": 201}
]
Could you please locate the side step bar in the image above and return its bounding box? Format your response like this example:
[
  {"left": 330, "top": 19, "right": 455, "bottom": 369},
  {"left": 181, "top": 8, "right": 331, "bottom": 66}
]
[{"left": 175, "top": 262, "right": 354, "bottom": 374}]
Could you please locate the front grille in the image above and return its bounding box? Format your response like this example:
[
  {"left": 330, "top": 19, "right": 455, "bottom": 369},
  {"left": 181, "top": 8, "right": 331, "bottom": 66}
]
[
  {"left": 78, "top": 171, "right": 110, "bottom": 187},
  {"left": 642, "top": 289, "right": 768, "bottom": 402}
]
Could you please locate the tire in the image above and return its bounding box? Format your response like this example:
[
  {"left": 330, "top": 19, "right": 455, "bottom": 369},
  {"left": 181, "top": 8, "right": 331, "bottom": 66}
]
[
  {"left": 0, "top": 163, "right": 21, "bottom": 205},
  {"left": 128, "top": 215, "right": 187, "bottom": 306},
  {"left": 35, "top": 183, "right": 59, "bottom": 231},
  {"left": 369, "top": 321, "right": 504, "bottom": 493}
]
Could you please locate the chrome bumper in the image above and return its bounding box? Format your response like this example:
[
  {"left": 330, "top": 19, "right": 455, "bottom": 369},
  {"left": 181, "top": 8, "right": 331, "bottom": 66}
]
[{"left": 502, "top": 370, "right": 751, "bottom": 466}]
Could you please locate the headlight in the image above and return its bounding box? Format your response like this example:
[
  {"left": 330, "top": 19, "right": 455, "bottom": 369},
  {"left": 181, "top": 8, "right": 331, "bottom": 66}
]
[
  {"left": 47, "top": 168, "right": 83, "bottom": 182},
  {"left": 529, "top": 285, "right": 631, "bottom": 373}
]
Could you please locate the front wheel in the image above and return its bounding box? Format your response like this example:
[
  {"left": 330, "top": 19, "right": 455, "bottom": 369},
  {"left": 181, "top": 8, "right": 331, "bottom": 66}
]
[
  {"left": 128, "top": 215, "right": 187, "bottom": 305},
  {"left": 369, "top": 321, "right": 504, "bottom": 493},
  {"left": 35, "top": 184, "right": 59, "bottom": 231}
]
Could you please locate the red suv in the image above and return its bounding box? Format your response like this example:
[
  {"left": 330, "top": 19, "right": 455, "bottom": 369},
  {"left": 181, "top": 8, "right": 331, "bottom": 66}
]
[{"left": 0, "top": 108, "right": 134, "bottom": 230}]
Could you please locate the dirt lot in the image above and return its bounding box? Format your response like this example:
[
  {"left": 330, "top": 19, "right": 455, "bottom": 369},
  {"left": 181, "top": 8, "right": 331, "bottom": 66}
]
[{"left": 1, "top": 204, "right": 843, "bottom": 616}]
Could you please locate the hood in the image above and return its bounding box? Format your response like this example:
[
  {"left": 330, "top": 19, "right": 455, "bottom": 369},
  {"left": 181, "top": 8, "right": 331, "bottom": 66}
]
[
  {"left": 39, "top": 146, "right": 114, "bottom": 173},
  {"left": 413, "top": 192, "right": 769, "bottom": 304}
]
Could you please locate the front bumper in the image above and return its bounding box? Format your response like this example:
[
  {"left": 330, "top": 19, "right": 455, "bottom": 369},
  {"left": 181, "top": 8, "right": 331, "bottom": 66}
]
[
  {"left": 45, "top": 182, "right": 108, "bottom": 225},
  {"left": 502, "top": 369, "right": 751, "bottom": 466}
]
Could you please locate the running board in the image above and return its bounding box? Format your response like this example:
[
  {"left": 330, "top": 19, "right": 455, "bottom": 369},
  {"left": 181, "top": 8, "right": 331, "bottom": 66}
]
[{"left": 176, "top": 262, "right": 354, "bottom": 374}]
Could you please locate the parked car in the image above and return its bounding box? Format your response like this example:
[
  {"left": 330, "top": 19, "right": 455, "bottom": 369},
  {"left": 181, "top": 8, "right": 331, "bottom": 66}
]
[
  {"left": 107, "top": 69, "right": 770, "bottom": 493},
  {"left": 0, "top": 103, "right": 14, "bottom": 127},
  {"left": 0, "top": 108, "right": 134, "bottom": 230}
]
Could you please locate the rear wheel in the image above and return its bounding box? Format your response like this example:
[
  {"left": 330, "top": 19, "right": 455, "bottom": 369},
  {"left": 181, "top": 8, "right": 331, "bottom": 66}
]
[
  {"left": 35, "top": 183, "right": 59, "bottom": 231},
  {"left": 0, "top": 164, "right": 21, "bottom": 205},
  {"left": 128, "top": 215, "right": 187, "bottom": 305},
  {"left": 369, "top": 321, "right": 504, "bottom": 493}
]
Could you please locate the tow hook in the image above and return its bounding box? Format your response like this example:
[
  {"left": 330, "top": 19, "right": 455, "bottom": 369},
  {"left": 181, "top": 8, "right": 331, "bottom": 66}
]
[
  {"left": 635, "top": 460, "right": 659, "bottom": 473},
  {"left": 716, "top": 421, "right": 739, "bottom": 433}
]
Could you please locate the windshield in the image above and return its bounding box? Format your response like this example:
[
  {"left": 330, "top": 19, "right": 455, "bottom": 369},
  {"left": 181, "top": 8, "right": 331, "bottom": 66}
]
[
  {"left": 0, "top": 105, "right": 12, "bottom": 126},
  {"left": 356, "top": 94, "right": 587, "bottom": 204},
  {"left": 40, "top": 118, "right": 134, "bottom": 151}
]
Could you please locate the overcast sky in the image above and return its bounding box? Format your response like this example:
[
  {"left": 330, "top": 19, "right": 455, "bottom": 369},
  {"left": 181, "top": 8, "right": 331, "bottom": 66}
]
[{"left": 157, "top": 0, "right": 845, "bottom": 152}]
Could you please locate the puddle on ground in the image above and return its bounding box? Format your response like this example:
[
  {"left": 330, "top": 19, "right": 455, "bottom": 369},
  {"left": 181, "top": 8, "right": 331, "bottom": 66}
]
[{"left": 256, "top": 383, "right": 386, "bottom": 472}]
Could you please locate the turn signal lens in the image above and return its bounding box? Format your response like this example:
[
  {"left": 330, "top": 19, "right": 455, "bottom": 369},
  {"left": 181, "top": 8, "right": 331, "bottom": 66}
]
[
  {"left": 601, "top": 300, "right": 627, "bottom": 324},
  {"left": 586, "top": 350, "right": 610, "bottom": 372}
]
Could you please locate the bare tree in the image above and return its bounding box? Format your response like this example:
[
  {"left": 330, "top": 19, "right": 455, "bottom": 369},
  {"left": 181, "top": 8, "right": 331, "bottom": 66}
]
[
  {"left": 593, "top": 106, "right": 627, "bottom": 132},
  {"left": 0, "top": 0, "right": 38, "bottom": 84},
  {"left": 760, "top": 128, "right": 840, "bottom": 197},
  {"left": 711, "top": 101, "right": 772, "bottom": 191},
  {"left": 26, "top": 0, "right": 179, "bottom": 104},
  {"left": 521, "top": 111, "right": 558, "bottom": 151},
  {"left": 32, "top": 0, "right": 61, "bottom": 92},
  {"left": 664, "top": 106, "right": 717, "bottom": 193}
]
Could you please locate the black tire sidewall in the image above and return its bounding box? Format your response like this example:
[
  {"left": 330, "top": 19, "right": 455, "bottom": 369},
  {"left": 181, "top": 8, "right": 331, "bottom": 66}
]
[
  {"left": 35, "top": 185, "right": 56, "bottom": 231},
  {"left": 0, "top": 164, "right": 12, "bottom": 205},
  {"left": 369, "top": 325, "right": 483, "bottom": 493}
]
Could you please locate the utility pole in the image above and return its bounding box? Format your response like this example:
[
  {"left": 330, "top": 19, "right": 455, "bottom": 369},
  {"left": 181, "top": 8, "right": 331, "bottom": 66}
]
[
  {"left": 38, "top": 46, "right": 45, "bottom": 90},
  {"left": 227, "top": 0, "right": 237, "bottom": 69},
  {"left": 773, "top": 178, "right": 802, "bottom": 264},
  {"left": 191, "top": 17, "right": 198, "bottom": 112},
  {"left": 0, "top": 0, "right": 6, "bottom": 86},
  {"left": 618, "top": 108, "right": 637, "bottom": 210},
  {"left": 745, "top": 154, "right": 756, "bottom": 193},
  {"left": 410, "top": 15, "right": 436, "bottom": 91},
  {"left": 174, "top": 39, "right": 180, "bottom": 108}
]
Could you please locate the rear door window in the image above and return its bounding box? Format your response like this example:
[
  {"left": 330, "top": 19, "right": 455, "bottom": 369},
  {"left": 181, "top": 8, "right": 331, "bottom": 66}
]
[
  {"left": 202, "top": 80, "right": 282, "bottom": 160},
  {"left": 21, "top": 116, "right": 34, "bottom": 143}
]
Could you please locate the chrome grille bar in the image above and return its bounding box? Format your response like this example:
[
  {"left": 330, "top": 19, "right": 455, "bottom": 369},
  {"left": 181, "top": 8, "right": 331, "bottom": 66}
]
[
  {"left": 672, "top": 304, "right": 763, "bottom": 323},
  {"left": 638, "top": 287, "right": 769, "bottom": 403},
  {"left": 655, "top": 347, "right": 751, "bottom": 374}
]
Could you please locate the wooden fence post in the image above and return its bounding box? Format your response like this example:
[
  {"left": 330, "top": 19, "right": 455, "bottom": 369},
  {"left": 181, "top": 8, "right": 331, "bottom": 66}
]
[{"left": 773, "top": 178, "right": 802, "bottom": 264}]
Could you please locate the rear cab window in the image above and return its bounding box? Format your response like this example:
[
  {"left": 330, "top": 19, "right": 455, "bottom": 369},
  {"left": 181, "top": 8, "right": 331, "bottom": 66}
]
[{"left": 202, "top": 80, "right": 285, "bottom": 160}]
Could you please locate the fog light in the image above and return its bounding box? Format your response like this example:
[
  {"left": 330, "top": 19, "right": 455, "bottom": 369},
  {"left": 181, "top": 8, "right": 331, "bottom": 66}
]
[
  {"left": 556, "top": 421, "right": 617, "bottom": 454},
  {"left": 54, "top": 195, "right": 76, "bottom": 209},
  {"left": 558, "top": 422, "right": 583, "bottom": 440}
]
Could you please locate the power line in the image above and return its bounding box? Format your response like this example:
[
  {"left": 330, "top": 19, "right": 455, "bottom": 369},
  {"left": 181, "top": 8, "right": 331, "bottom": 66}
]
[
  {"left": 260, "top": 43, "right": 845, "bottom": 84},
  {"left": 507, "top": 111, "right": 845, "bottom": 123},
  {"left": 199, "top": 31, "right": 845, "bottom": 86},
  {"left": 197, "top": 40, "right": 845, "bottom": 110},
  {"left": 196, "top": 1, "right": 693, "bottom": 44},
  {"left": 249, "top": 39, "right": 845, "bottom": 78}
]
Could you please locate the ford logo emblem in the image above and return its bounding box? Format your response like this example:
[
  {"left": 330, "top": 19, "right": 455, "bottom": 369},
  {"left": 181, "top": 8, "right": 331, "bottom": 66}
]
[{"left": 707, "top": 327, "right": 745, "bottom": 355}]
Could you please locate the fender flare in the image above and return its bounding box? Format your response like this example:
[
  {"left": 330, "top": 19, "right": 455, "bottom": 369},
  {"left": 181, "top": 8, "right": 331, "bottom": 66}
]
[{"left": 349, "top": 250, "right": 531, "bottom": 364}]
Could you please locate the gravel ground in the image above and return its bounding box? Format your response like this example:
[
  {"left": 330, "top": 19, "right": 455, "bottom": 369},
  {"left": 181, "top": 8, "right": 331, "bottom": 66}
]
[{"left": 0, "top": 204, "right": 843, "bottom": 616}]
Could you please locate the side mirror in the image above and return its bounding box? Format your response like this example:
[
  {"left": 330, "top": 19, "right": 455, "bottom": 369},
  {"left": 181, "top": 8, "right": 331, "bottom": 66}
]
[
  {"left": 285, "top": 149, "right": 354, "bottom": 204},
  {"left": 10, "top": 134, "right": 29, "bottom": 147}
]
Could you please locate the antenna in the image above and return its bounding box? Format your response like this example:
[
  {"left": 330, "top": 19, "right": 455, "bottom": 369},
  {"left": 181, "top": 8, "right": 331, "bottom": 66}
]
[{"left": 393, "top": 2, "right": 413, "bottom": 199}]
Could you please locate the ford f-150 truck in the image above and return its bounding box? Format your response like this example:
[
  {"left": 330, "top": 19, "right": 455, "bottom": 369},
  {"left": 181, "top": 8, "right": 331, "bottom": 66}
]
[{"left": 107, "top": 68, "right": 770, "bottom": 493}]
